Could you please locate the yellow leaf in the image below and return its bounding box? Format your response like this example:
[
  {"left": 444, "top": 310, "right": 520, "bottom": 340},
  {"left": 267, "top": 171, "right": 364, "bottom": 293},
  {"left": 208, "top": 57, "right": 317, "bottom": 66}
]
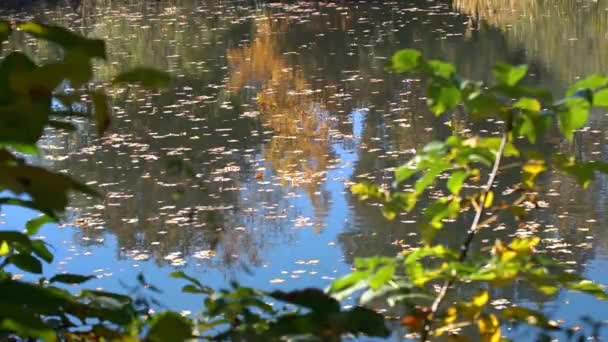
[
  {"left": 478, "top": 314, "right": 501, "bottom": 342},
  {"left": 523, "top": 161, "right": 546, "bottom": 175},
  {"left": 536, "top": 285, "right": 559, "bottom": 295},
  {"left": 522, "top": 160, "right": 547, "bottom": 187},
  {"left": 0, "top": 241, "right": 8, "bottom": 256},
  {"left": 499, "top": 250, "right": 517, "bottom": 263},
  {"left": 509, "top": 237, "right": 540, "bottom": 253},
  {"left": 444, "top": 306, "right": 458, "bottom": 324},
  {"left": 483, "top": 191, "right": 494, "bottom": 208},
  {"left": 472, "top": 289, "right": 489, "bottom": 307}
]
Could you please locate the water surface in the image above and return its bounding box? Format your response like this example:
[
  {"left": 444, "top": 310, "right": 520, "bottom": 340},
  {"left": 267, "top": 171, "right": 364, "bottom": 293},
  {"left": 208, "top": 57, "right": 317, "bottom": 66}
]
[{"left": 3, "top": 0, "right": 608, "bottom": 339}]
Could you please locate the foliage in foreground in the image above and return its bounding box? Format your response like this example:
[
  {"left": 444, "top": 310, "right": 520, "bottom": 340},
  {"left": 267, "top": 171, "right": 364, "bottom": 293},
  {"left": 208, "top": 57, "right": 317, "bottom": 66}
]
[
  {"left": 0, "top": 19, "right": 608, "bottom": 342},
  {"left": 0, "top": 20, "right": 387, "bottom": 342}
]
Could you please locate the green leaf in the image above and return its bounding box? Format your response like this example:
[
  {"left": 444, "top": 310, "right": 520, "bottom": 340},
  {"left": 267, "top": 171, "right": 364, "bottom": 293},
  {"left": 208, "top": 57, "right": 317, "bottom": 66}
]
[
  {"left": 79, "top": 289, "right": 132, "bottom": 304},
  {"left": 405, "top": 245, "right": 457, "bottom": 284},
  {"left": 49, "top": 273, "right": 95, "bottom": 284},
  {"left": 27, "top": 63, "right": 67, "bottom": 94},
  {"left": 0, "top": 231, "right": 33, "bottom": 248},
  {"left": 567, "top": 74, "right": 608, "bottom": 96},
  {"left": 391, "top": 192, "right": 417, "bottom": 212},
  {"left": 392, "top": 49, "right": 422, "bottom": 73},
  {"left": 112, "top": 68, "right": 171, "bottom": 88},
  {"left": 567, "top": 280, "right": 608, "bottom": 300},
  {"left": 0, "top": 165, "right": 98, "bottom": 216},
  {"left": 26, "top": 215, "right": 55, "bottom": 236},
  {"left": 415, "top": 160, "right": 450, "bottom": 194},
  {"left": 477, "top": 137, "right": 519, "bottom": 157},
  {"left": 329, "top": 271, "right": 368, "bottom": 294},
  {"left": 62, "top": 49, "right": 94, "bottom": 87},
  {"left": 428, "top": 83, "right": 461, "bottom": 116},
  {"left": 447, "top": 170, "right": 468, "bottom": 194},
  {"left": 515, "top": 113, "right": 536, "bottom": 143},
  {"left": 466, "top": 92, "right": 503, "bottom": 120},
  {"left": 31, "top": 240, "right": 53, "bottom": 263},
  {"left": 493, "top": 64, "right": 528, "bottom": 87},
  {"left": 369, "top": 265, "right": 395, "bottom": 290},
  {"left": 8, "top": 254, "right": 43, "bottom": 274},
  {"left": 5, "top": 144, "right": 39, "bottom": 155},
  {"left": 395, "top": 164, "right": 417, "bottom": 185},
  {"left": 0, "top": 198, "right": 57, "bottom": 220},
  {"left": 423, "top": 141, "right": 446, "bottom": 154},
  {"left": 424, "top": 198, "right": 460, "bottom": 228},
  {"left": 93, "top": 91, "right": 110, "bottom": 135},
  {"left": 593, "top": 88, "right": 608, "bottom": 107},
  {"left": 18, "top": 22, "right": 106, "bottom": 59},
  {"left": 147, "top": 312, "right": 193, "bottom": 342},
  {"left": 517, "top": 109, "right": 552, "bottom": 144},
  {"left": 558, "top": 97, "right": 590, "bottom": 141},
  {"left": 405, "top": 245, "right": 458, "bottom": 265},
  {"left": 0, "top": 306, "right": 57, "bottom": 342},
  {"left": 170, "top": 271, "right": 211, "bottom": 293},
  {"left": 181, "top": 284, "right": 206, "bottom": 294},
  {"left": 514, "top": 97, "right": 541, "bottom": 112},
  {"left": 426, "top": 60, "right": 455, "bottom": 79},
  {"left": 381, "top": 206, "right": 397, "bottom": 220},
  {"left": 0, "top": 52, "right": 50, "bottom": 146}
]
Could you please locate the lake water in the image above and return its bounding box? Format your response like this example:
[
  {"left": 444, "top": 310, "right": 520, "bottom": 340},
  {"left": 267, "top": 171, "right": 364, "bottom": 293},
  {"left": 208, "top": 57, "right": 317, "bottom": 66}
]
[{"left": 4, "top": 0, "right": 608, "bottom": 340}]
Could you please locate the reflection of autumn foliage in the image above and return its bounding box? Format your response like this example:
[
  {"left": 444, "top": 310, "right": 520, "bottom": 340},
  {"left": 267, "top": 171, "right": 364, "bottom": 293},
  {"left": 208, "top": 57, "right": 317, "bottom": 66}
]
[
  {"left": 227, "top": 18, "right": 334, "bottom": 207},
  {"left": 227, "top": 19, "right": 284, "bottom": 90}
]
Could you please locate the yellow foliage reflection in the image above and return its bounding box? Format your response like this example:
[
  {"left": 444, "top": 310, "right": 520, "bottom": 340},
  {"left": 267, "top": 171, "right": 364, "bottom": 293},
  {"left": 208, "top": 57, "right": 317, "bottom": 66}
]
[{"left": 228, "top": 18, "right": 334, "bottom": 213}]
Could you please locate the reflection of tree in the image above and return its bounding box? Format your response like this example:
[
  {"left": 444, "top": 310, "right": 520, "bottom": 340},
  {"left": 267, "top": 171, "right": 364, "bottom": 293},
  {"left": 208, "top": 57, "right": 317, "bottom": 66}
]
[
  {"left": 326, "top": 0, "right": 606, "bottom": 312},
  {"left": 15, "top": 0, "right": 251, "bottom": 83},
  {"left": 227, "top": 18, "right": 336, "bottom": 223},
  {"left": 13, "top": 0, "right": 608, "bottom": 299},
  {"left": 32, "top": 1, "right": 298, "bottom": 270}
]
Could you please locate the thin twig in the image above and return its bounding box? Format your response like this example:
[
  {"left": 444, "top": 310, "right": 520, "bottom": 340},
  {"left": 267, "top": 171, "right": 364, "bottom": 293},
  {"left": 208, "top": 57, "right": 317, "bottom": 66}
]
[{"left": 419, "top": 131, "right": 508, "bottom": 341}]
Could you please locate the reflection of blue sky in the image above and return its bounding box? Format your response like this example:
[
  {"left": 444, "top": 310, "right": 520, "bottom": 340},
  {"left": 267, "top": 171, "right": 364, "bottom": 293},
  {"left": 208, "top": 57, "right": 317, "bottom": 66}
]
[
  {"left": 504, "top": 257, "right": 608, "bottom": 341},
  {"left": 51, "top": 96, "right": 87, "bottom": 114},
  {"left": 8, "top": 103, "right": 608, "bottom": 339},
  {"left": 2, "top": 109, "right": 365, "bottom": 314},
  {"left": 5, "top": 0, "right": 608, "bottom": 337},
  {"left": 51, "top": 80, "right": 88, "bottom": 115}
]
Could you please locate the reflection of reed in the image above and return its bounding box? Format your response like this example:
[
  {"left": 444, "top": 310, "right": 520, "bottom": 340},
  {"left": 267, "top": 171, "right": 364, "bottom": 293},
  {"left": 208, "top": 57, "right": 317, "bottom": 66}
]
[
  {"left": 21, "top": 0, "right": 248, "bottom": 82},
  {"left": 454, "top": 0, "right": 608, "bottom": 84}
]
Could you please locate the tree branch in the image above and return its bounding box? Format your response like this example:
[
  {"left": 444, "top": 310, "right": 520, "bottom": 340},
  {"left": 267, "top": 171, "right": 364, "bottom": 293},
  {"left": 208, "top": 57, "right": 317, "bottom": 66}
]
[{"left": 419, "top": 131, "right": 508, "bottom": 341}]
